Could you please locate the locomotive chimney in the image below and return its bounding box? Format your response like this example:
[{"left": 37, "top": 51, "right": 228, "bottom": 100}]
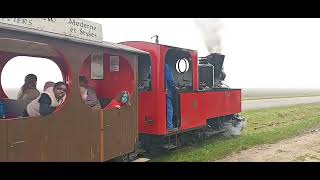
[{"left": 206, "top": 53, "right": 226, "bottom": 86}]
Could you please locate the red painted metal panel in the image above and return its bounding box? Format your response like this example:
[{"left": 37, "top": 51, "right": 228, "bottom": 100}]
[
  {"left": 138, "top": 92, "right": 155, "bottom": 134},
  {"left": 191, "top": 51, "right": 199, "bottom": 91},
  {"left": 179, "top": 90, "right": 241, "bottom": 130},
  {"left": 122, "top": 42, "right": 168, "bottom": 135},
  {"left": 138, "top": 91, "right": 168, "bottom": 135}
]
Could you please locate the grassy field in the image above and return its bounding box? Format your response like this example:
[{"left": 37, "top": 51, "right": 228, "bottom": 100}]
[
  {"left": 153, "top": 103, "right": 320, "bottom": 162},
  {"left": 242, "top": 88, "right": 320, "bottom": 100}
]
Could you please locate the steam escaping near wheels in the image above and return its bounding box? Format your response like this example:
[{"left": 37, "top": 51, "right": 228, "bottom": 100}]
[{"left": 222, "top": 114, "right": 246, "bottom": 137}]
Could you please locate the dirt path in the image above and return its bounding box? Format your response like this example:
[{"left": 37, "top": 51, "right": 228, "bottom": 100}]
[{"left": 216, "top": 129, "right": 320, "bottom": 162}]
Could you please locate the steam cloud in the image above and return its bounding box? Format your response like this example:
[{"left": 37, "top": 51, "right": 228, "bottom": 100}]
[{"left": 193, "top": 18, "right": 223, "bottom": 53}]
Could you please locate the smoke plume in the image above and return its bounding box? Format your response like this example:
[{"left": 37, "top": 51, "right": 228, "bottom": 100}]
[{"left": 193, "top": 18, "right": 223, "bottom": 53}]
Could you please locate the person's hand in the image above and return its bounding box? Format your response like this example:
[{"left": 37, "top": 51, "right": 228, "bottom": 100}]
[{"left": 115, "top": 105, "right": 121, "bottom": 109}]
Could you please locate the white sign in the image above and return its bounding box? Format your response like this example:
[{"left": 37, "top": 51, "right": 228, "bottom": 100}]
[
  {"left": 91, "top": 52, "right": 104, "bottom": 79},
  {"left": 66, "top": 18, "right": 103, "bottom": 42},
  {"left": 110, "top": 56, "right": 119, "bottom": 72},
  {"left": 0, "top": 18, "right": 103, "bottom": 42}
]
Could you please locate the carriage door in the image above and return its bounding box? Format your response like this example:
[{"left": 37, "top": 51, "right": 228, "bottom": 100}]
[
  {"left": 103, "top": 55, "right": 138, "bottom": 160},
  {"left": 80, "top": 53, "right": 138, "bottom": 161}
]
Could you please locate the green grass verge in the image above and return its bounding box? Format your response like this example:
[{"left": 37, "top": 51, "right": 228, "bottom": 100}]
[{"left": 153, "top": 103, "right": 320, "bottom": 162}]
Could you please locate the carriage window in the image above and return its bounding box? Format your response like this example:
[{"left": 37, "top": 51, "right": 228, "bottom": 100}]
[
  {"left": 0, "top": 37, "right": 70, "bottom": 119},
  {"left": 2, "top": 56, "right": 63, "bottom": 99},
  {"left": 79, "top": 53, "right": 135, "bottom": 110},
  {"left": 0, "top": 56, "right": 66, "bottom": 119},
  {"left": 138, "top": 54, "right": 152, "bottom": 92}
]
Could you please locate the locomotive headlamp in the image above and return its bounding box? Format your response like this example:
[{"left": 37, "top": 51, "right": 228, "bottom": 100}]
[{"left": 176, "top": 58, "right": 189, "bottom": 73}]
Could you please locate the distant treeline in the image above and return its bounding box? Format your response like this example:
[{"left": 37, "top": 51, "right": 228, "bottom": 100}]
[{"left": 3, "top": 88, "right": 320, "bottom": 100}]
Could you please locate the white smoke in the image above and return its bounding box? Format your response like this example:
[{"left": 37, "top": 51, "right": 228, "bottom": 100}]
[{"left": 193, "top": 18, "right": 223, "bottom": 53}]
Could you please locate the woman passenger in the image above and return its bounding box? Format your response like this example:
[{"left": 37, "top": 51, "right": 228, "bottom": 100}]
[{"left": 17, "top": 74, "right": 40, "bottom": 101}]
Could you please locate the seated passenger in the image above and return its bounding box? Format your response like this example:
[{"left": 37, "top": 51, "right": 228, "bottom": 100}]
[
  {"left": 17, "top": 74, "right": 40, "bottom": 101},
  {"left": 23, "top": 82, "right": 67, "bottom": 117},
  {"left": 79, "top": 76, "right": 101, "bottom": 109},
  {"left": 105, "top": 91, "right": 130, "bottom": 110},
  {"left": 43, "top": 81, "right": 55, "bottom": 91}
]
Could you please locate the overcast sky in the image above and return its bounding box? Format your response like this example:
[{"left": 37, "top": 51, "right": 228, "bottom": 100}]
[
  {"left": 3, "top": 18, "right": 320, "bottom": 92},
  {"left": 85, "top": 18, "right": 320, "bottom": 89}
]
